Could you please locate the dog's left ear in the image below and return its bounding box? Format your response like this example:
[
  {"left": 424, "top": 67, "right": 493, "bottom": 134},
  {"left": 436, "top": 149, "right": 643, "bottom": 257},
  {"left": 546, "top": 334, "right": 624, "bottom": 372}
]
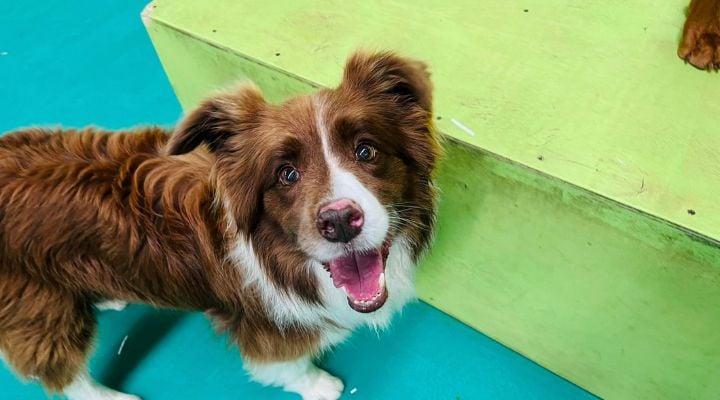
[
  {"left": 341, "top": 50, "right": 432, "bottom": 113},
  {"left": 166, "top": 84, "right": 266, "bottom": 155}
]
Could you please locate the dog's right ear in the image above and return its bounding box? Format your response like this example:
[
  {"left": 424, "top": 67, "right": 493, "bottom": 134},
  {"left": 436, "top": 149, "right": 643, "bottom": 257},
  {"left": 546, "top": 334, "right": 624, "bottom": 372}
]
[
  {"left": 341, "top": 50, "right": 432, "bottom": 114},
  {"left": 166, "top": 84, "right": 266, "bottom": 155}
]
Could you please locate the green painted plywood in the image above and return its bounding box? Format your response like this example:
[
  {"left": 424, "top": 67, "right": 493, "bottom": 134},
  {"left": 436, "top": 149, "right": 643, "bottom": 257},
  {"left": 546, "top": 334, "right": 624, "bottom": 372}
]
[
  {"left": 146, "top": 0, "right": 720, "bottom": 244},
  {"left": 423, "top": 140, "right": 720, "bottom": 400},
  {"left": 142, "top": 8, "right": 317, "bottom": 106},
  {"left": 144, "top": 8, "right": 720, "bottom": 399}
]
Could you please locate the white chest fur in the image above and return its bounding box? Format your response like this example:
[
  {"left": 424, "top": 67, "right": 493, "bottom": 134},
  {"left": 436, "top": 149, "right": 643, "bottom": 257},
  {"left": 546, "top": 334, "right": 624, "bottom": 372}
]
[{"left": 227, "top": 235, "right": 417, "bottom": 349}]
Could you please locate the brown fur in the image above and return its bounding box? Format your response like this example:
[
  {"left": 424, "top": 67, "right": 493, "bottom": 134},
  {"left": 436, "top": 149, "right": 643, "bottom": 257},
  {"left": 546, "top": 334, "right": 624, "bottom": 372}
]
[
  {"left": 679, "top": 0, "right": 720, "bottom": 70},
  {"left": 0, "top": 50, "right": 439, "bottom": 393}
]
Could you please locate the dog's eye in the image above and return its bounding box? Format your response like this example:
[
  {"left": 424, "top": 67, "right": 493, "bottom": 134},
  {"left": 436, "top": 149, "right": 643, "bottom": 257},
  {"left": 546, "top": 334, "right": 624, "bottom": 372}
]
[
  {"left": 278, "top": 165, "right": 300, "bottom": 185},
  {"left": 355, "top": 143, "right": 377, "bottom": 162}
]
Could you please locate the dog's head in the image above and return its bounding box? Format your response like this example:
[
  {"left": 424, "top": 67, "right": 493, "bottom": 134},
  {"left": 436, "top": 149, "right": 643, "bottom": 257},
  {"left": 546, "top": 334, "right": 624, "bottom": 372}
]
[{"left": 167, "top": 51, "right": 439, "bottom": 313}]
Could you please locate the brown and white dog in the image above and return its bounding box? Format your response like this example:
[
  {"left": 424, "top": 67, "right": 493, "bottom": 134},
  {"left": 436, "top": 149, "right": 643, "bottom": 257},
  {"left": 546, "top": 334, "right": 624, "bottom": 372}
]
[{"left": 0, "top": 51, "right": 440, "bottom": 400}]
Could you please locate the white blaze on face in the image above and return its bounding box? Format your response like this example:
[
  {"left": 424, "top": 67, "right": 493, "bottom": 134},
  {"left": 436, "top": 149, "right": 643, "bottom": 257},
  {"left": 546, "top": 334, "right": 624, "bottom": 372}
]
[{"left": 313, "top": 96, "right": 389, "bottom": 257}]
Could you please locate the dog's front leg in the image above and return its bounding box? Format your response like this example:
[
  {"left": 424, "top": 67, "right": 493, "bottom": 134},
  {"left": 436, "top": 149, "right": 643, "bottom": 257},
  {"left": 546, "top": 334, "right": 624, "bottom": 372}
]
[{"left": 245, "top": 356, "right": 344, "bottom": 400}]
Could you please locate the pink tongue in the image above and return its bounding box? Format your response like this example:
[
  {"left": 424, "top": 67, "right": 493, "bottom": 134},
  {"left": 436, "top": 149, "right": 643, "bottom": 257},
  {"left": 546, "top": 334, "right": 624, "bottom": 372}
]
[{"left": 327, "top": 249, "right": 384, "bottom": 301}]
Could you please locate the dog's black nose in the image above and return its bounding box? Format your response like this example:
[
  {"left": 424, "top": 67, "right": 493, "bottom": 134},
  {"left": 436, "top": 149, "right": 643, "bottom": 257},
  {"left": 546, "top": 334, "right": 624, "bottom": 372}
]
[{"left": 316, "top": 199, "right": 364, "bottom": 243}]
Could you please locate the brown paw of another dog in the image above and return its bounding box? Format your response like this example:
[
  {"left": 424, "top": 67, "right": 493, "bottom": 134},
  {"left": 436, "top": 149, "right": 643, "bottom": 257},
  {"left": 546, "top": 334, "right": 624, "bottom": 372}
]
[{"left": 678, "top": 0, "right": 720, "bottom": 70}]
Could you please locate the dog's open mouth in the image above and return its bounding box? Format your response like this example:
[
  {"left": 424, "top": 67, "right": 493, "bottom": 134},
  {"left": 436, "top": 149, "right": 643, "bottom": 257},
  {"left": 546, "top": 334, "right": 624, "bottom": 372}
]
[{"left": 324, "top": 239, "right": 391, "bottom": 313}]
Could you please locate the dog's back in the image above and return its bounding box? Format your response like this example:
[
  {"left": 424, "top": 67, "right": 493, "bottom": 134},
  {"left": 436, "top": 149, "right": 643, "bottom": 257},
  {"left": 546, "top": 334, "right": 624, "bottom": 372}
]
[
  {"left": 0, "top": 127, "right": 236, "bottom": 392},
  {"left": 0, "top": 128, "right": 222, "bottom": 306}
]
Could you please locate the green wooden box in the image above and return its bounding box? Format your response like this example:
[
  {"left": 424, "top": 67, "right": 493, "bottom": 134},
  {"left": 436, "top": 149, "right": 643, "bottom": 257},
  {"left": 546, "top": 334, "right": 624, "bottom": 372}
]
[{"left": 143, "top": 1, "right": 720, "bottom": 398}]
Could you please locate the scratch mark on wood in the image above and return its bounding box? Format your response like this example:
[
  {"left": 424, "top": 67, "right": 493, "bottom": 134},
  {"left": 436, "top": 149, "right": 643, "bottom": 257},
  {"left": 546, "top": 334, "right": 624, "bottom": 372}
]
[
  {"left": 637, "top": 178, "right": 646, "bottom": 195},
  {"left": 451, "top": 118, "right": 476, "bottom": 136}
]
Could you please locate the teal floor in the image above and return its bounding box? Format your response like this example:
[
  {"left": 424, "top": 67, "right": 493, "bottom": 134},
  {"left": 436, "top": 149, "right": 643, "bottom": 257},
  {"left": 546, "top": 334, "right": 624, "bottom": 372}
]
[{"left": 0, "top": 1, "right": 597, "bottom": 399}]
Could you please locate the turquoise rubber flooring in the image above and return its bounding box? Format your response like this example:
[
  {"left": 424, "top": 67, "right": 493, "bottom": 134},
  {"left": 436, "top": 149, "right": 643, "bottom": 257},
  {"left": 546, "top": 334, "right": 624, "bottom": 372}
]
[{"left": 0, "top": 1, "right": 598, "bottom": 399}]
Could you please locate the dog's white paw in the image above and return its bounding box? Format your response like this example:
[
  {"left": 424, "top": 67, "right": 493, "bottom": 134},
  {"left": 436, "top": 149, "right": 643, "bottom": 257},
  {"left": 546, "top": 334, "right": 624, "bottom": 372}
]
[
  {"left": 100, "top": 391, "right": 141, "bottom": 400},
  {"left": 95, "top": 300, "right": 127, "bottom": 311},
  {"left": 246, "top": 358, "right": 343, "bottom": 400},
  {"left": 65, "top": 384, "right": 141, "bottom": 400},
  {"left": 65, "top": 372, "right": 141, "bottom": 400},
  {"left": 295, "top": 369, "right": 344, "bottom": 400},
  {"left": 66, "top": 384, "right": 141, "bottom": 400}
]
